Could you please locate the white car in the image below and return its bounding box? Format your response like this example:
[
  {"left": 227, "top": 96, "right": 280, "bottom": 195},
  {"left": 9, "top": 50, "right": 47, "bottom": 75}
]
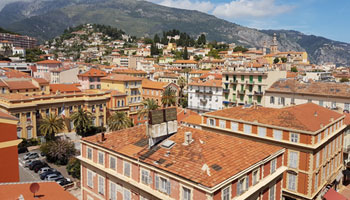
[
  {"left": 24, "top": 152, "right": 39, "bottom": 160},
  {"left": 46, "top": 174, "right": 64, "bottom": 181},
  {"left": 38, "top": 167, "right": 51, "bottom": 175}
]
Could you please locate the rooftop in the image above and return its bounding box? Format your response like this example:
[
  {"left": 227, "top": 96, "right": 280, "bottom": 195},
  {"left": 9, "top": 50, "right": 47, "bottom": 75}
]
[
  {"left": 189, "top": 79, "right": 222, "bottom": 87},
  {"left": 0, "top": 181, "right": 77, "bottom": 200},
  {"left": 78, "top": 68, "right": 107, "bottom": 77},
  {"left": 205, "top": 103, "right": 343, "bottom": 132},
  {"left": 142, "top": 79, "right": 168, "bottom": 90},
  {"left": 49, "top": 84, "right": 81, "bottom": 93},
  {"left": 36, "top": 60, "right": 62, "bottom": 64},
  {"left": 82, "top": 125, "right": 282, "bottom": 188},
  {"left": 173, "top": 60, "right": 198, "bottom": 64}
]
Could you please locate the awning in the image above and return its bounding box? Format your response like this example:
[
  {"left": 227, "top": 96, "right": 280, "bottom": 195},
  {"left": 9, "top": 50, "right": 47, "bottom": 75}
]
[{"left": 323, "top": 188, "right": 347, "bottom": 200}]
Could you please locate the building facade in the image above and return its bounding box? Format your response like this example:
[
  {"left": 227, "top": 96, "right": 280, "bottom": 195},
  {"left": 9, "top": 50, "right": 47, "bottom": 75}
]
[
  {"left": 78, "top": 68, "right": 107, "bottom": 90},
  {"left": 0, "top": 33, "right": 37, "bottom": 49},
  {"left": 201, "top": 103, "right": 345, "bottom": 200}
]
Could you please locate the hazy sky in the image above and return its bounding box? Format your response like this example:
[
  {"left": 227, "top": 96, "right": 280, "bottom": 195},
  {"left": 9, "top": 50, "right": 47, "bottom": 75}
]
[{"left": 149, "top": 0, "right": 350, "bottom": 43}]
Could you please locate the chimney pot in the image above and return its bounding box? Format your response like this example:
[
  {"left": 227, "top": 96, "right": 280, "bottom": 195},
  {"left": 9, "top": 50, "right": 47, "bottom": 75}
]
[
  {"left": 183, "top": 131, "right": 193, "bottom": 145},
  {"left": 101, "top": 132, "right": 106, "bottom": 141}
]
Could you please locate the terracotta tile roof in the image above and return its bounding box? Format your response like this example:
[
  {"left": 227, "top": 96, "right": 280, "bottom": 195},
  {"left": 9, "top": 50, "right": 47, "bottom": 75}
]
[
  {"left": 142, "top": 79, "right": 167, "bottom": 90},
  {"left": 266, "top": 79, "right": 350, "bottom": 98},
  {"left": 36, "top": 60, "right": 62, "bottom": 64},
  {"left": 0, "top": 110, "right": 18, "bottom": 121},
  {"left": 49, "top": 84, "right": 81, "bottom": 93},
  {"left": 189, "top": 70, "right": 210, "bottom": 74},
  {"left": 199, "top": 73, "right": 222, "bottom": 80},
  {"left": 189, "top": 79, "right": 222, "bottom": 87},
  {"left": 173, "top": 60, "right": 198, "bottom": 64},
  {"left": 113, "top": 69, "right": 147, "bottom": 74},
  {"left": 33, "top": 78, "right": 50, "bottom": 84},
  {"left": 83, "top": 125, "right": 282, "bottom": 188},
  {"left": 3, "top": 69, "right": 30, "bottom": 78},
  {"left": 206, "top": 103, "right": 343, "bottom": 132},
  {"left": 78, "top": 68, "right": 107, "bottom": 77},
  {"left": 101, "top": 74, "right": 142, "bottom": 82},
  {"left": 182, "top": 112, "right": 202, "bottom": 125},
  {"left": 0, "top": 182, "right": 77, "bottom": 200},
  {"left": 6, "top": 80, "right": 38, "bottom": 90}
]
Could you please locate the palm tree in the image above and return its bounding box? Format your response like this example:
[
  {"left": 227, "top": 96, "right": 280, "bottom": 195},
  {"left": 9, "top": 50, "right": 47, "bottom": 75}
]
[
  {"left": 38, "top": 114, "right": 65, "bottom": 140},
  {"left": 70, "top": 109, "right": 92, "bottom": 137},
  {"left": 107, "top": 112, "right": 131, "bottom": 131},
  {"left": 162, "top": 87, "right": 176, "bottom": 108},
  {"left": 138, "top": 98, "right": 159, "bottom": 118},
  {"left": 178, "top": 76, "right": 187, "bottom": 106}
]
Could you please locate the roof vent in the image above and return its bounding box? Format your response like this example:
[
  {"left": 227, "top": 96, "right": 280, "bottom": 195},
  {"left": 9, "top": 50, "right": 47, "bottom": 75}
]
[
  {"left": 314, "top": 111, "right": 318, "bottom": 117},
  {"left": 183, "top": 132, "right": 193, "bottom": 145},
  {"left": 161, "top": 140, "right": 175, "bottom": 149},
  {"left": 211, "top": 164, "right": 222, "bottom": 171}
]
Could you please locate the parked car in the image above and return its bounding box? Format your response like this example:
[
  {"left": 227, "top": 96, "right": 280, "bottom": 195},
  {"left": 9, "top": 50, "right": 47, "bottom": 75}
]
[
  {"left": 38, "top": 167, "right": 51, "bottom": 175},
  {"left": 40, "top": 152, "right": 45, "bottom": 157},
  {"left": 24, "top": 159, "right": 37, "bottom": 168},
  {"left": 29, "top": 161, "right": 43, "bottom": 170},
  {"left": 24, "top": 152, "right": 39, "bottom": 160},
  {"left": 28, "top": 160, "right": 42, "bottom": 170},
  {"left": 40, "top": 170, "right": 60, "bottom": 180},
  {"left": 46, "top": 174, "right": 64, "bottom": 181},
  {"left": 57, "top": 178, "right": 73, "bottom": 186},
  {"left": 33, "top": 162, "right": 48, "bottom": 173},
  {"left": 18, "top": 147, "right": 28, "bottom": 154}
]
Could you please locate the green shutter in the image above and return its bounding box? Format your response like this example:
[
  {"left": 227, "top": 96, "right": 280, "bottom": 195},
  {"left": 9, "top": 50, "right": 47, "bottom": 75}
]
[
  {"left": 258, "top": 76, "right": 262, "bottom": 82},
  {"left": 241, "top": 75, "right": 244, "bottom": 81}
]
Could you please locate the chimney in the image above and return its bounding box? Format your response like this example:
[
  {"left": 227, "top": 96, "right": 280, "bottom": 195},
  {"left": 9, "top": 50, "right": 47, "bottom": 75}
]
[
  {"left": 314, "top": 111, "right": 318, "bottom": 117},
  {"left": 101, "top": 132, "right": 106, "bottom": 141},
  {"left": 183, "top": 131, "right": 193, "bottom": 145}
]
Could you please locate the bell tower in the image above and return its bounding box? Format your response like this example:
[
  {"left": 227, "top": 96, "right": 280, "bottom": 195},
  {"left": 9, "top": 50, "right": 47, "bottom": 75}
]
[{"left": 270, "top": 33, "right": 278, "bottom": 54}]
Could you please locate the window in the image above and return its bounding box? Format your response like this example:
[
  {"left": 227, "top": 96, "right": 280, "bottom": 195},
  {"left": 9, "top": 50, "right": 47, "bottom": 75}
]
[
  {"left": 237, "top": 176, "right": 249, "bottom": 195},
  {"left": 319, "top": 100, "right": 324, "bottom": 107},
  {"left": 98, "top": 175, "right": 105, "bottom": 195},
  {"left": 222, "top": 186, "right": 231, "bottom": 200},
  {"left": 253, "top": 169, "right": 259, "bottom": 185},
  {"left": 288, "top": 173, "right": 296, "bottom": 191},
  {"left": 273, "top": 129, "right": 282, "bottom": 140},
  {"left": 124, "top": 161, "right": 131, "bottom": 177},
  {"left": 123, "top": 188, "right": 131, "bottom": 200},
  {"left": 231, "top": 122, "right": 238, "bottom": 131},
  {"left": 290, "top": 133, "right": 299, "bottom": 143},
  {"left": 155, "top": 175, "right": 171, "bottom": 195},
  {"left": 316, "top": 152, "right": 320, "bottom": 168},
  {"left": 219, "top": 120, "right": 226, "bottom": 129},
  {"left": 98, "top": 151, "right": 104, "bottom": 165},
  {"left": 289, "top": 151, "right": 298, "bottom": 168},
  {"left": 27, "top": 127, "right": 32, "bottom": 139},
  {"left": 243, "top": 124, "right": 252, "bottom": 134},
  {"left": 269, "top": 185, "right": 275, "bottom": 200},
  {"left": 258, "top": 127, "right": 266, "bottom": 137},
  {"left": 182, "top": 187, "right": 191, "bottom": 200},
  {"left": 318, "top": 134, "right": 321, "bottom": 143},
  {"left": 141, "top": 169, "right": 151, "bottom": 185},
  {"left": 87, "top": 170, "right": 93, "bottom": 188},
  {"left": 17, "top": 128, "right": 22, "bottom": 138},
  {"left": 110, "top": 156, "right": 116, "bottom": 170},
  {"left": 315, "top": 173, "right": 319, "bottom": 191},
  {"left": 90, "top": 85, "right": 95, "bottom": 89},
  {"left": 109, "top": 181, "right": 116, "bottom": 200},
  {"left": 322, "top": 166, "right": 326, "bottom": 181},
  {"left": 207, "top": 118, "right": 215, "bottom": 126},
  {"left": 87, "top": 147, "right": 92, "bottom": 160},
  {"left": 270, "top": 96, "right": 275, "bottom": 104},
  {"left": 291, "top": 97, "right": 295, "bottom": 104},
  {"left": 271, "top": 159, "right": 276, "bottom": 173}
]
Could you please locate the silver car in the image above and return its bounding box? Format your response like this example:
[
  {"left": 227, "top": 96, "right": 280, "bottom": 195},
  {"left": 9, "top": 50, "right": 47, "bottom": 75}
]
[
  {"left": 38, "top": 167, "right": 51, "bottom": 175},
  {"left": 46, "top": 174, "right": 64, "bottom": 181},
  {"left": 24, "top": 152, "right": 39, "bottom": 160}
]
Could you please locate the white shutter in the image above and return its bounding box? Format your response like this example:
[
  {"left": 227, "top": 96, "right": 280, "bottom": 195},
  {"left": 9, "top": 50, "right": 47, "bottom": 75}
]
[
  {"left": 273, "top": 129, "right": 282, "bottom": 140},
  {"left": 244, "top": 124, "right": 252, "bottom": 134},
  {"left": 166, "top": 180, "right": 171, "bottom": 195},
  {"left": 231, "top": 122, "right": 238, "bottom": 131},
  {"left": 258, "top": 127, "right": 266, "bottom": 137},
  {"left": 155, "top": 175, "right": 159, "bottom": 190}
]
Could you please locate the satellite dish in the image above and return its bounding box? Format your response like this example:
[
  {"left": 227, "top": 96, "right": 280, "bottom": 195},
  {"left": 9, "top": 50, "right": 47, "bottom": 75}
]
[{"left": 29, "top": 183, "right": 40, "bottom": 197}]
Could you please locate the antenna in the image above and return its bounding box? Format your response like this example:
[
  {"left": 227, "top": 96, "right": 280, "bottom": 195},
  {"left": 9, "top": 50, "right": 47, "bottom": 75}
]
[{"left": 29, "top": 183, "right": 40, "bottom": 198}]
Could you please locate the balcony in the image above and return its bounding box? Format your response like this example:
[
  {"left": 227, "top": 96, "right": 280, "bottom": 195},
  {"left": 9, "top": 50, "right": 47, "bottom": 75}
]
[
  {"left": 187, "top": 106, "right": 217, "bottom": 112},
  {"left": 254, "top": 91, "right": 263, "bottom": 95},
  {"left": 230, "top": 79, "right": 238, "bottom": 84},
  {"left": 238, "top": 90, "right": 245, "bottom": 94},
  {"left": 223, "top": 89, "right": 230, "bottom": 93},
  {"left": 196, "top": 90, "right": 213, "bottom": 94},
  {"left": 200, "top": 99, "right": 208, "bottom": 104},
  {"left": 129, "top": 85, "right": 140, "bottom": 89}
]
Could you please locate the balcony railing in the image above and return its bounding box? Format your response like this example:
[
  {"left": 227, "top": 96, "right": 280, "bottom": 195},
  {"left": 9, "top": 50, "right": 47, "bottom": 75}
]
[
  {"left": 230, "top": 80, "right": 238, "bottom": 84},
  {"left": 238, "top": 90, "right": 245, "bottom": 94},
  {"left": 223, "top": 89, "right": 230, "bottom": 93},
  {"left": 254, "top": 91, "right": 263, "bottom": 95},
  {"left": 246, "top": 80, "right": 255, "bottom": 85}
]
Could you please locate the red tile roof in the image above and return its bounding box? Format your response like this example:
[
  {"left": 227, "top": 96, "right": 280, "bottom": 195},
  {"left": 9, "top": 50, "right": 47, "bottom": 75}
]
[
  {"left": 6, "top": 80, "right": 38, "bottom": 90},
  {"left": 189, "top": 79, "right": 222, "bottom": 87},
  {"left": 0, "top": 182, "right": 77, "bottom": 200},
  {"left": 182, "top": 112, "right": 202, "bottom": 125},
  {"left": 142, "top": 79, "right": 167, "bottom": 90},
  {"left": 0, "top": 110, "right": 18, "bottom": 121},
  {"left": 49, "top": 84, "right": 81, "bottom": 93},
  {"left": 78, "top": 68, "right": 107, "bottom": 77},
  {"left": 83, "top": 125, "right": 283, "bottom": 188},
  {"left": 206, "top": 103, "right": 344, "bottom": 132},
  {"left": 33, "top": 78, "right": 50, "bottom": 84},
  {"left": 173, "top": 60, "right": 198, "bottom": 64},
  {"left": 36, "top": 60, "right": 62, "bottom": 64}
]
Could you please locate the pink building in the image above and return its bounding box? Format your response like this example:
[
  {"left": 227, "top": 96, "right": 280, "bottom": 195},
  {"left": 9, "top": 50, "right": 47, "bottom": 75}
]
[
  {"left": 34, "top": 60, "right": 62, "bottom": 81},
  {"left": 78, "top": 68, "right": 107, "bottom": 90},
  {"left": 79, "top": 125, "right": 286, "bottom": 200}
]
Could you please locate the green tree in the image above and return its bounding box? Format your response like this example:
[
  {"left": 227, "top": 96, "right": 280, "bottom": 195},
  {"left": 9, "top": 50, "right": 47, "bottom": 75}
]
[
  {"left": 183, "top": 46, "right": 189, "bottom": 60},
  {"left": 107, "top": 112, "right": 131, "bottom": 131},
  {"left": 233, "top": 46, "right": 248, "bottom": 52},
  {"left": 66, "top": 157, "right": 81, "bottom": 179},
  {"left": 38, "top": 114, "right": 65, "bottom": 141},
  {"left": 151, "top": 43, "right": 159, "bottom": 56},
  {"left": 162, "top": 87, "right": 176, "bottom": 107},
  {"left": 42, "top": 139, "right": 76, "bottom": 165},
  {"left": 153, "top": 34, "right": 160, "bottom": 43},
  {"left": 291, "top": 66, "right": 298, "bottom": 72},
  {"left": 70, "top": 109, "right": 92, "bottom": 137},
  {"left": 340, "top": 77, "right": 349, "bottom": 82},
  {"left": 281, "top": 57, "right": 287, "bottom": 63},
  {"left": 273, "top": 57, "right": 280, "bottom": 64},
  {"left": 197, "top": 34, "right": 206, "bottom": 45},
  {"left": 138, "top": 99, "right": 159, "bottom": 118}
]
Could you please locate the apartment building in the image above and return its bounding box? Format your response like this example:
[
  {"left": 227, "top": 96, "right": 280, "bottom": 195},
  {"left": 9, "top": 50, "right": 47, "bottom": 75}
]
[
  {"left": 222, "top": 70, "right": 286, "bottom": 107},
  {"left": 265, "top": 79, "right": 350, "bottom": 112},
  {"left": 101, "top": 74, "right": 144, "bottom": 125},
  {"left": 34, "top": 60, "right": 63, "bottom": 81},
  {"left": 171, "top": 60, "right": 198, "bottom": 70},
  {"left": 142, "top": 79, "right": 179, "bottom": 106},
  {"left": 79, "top": 124, "right": 286, "bottom": 200},
  {"left": 78, "top": 68, "right": 107, "bottom": 90},
  {"left": 112, "top": 69, "right": 147, "bottom": 78},
  {"left": 0, "top": 87, "right": 109, "bottom": 139},
  {"left": 0, "top": 110, "right": 21, "bottom": 183},
  {"left": 0, "top": 33, "right": 37, "bottom": 49},
  {"left": 188, "top": 79, "right": 223, "bottom": 113},
  {"left": 50, "top": 66, "right": 80, "bottom": 84},
  {"left": 201, "top": 103, "right": 345, "bottom": 200}
]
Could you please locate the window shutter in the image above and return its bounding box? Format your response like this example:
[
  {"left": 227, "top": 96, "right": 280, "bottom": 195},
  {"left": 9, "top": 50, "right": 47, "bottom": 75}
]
[
  {"left": 246, "top": 176, "right": 249, "bottom": 190},
  {"left": 155, "top": 175, "right": 159, "bottom": 190},
  {"left": 166, "top": 180, "right": 171, "bottom": 195},
  {"left": 237, "top": 182, "right": 240, "bottom": 196}
]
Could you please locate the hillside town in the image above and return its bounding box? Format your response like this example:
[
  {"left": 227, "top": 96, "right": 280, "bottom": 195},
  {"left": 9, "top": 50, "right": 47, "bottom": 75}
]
[{"left": 1, "top": 23, "right": 350, "bottom": 200}]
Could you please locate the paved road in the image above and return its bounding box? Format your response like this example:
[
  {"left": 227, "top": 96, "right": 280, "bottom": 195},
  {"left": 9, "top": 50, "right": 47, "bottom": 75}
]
[{"left": 18, "top": 149, "right": 43, "bottom": 182}]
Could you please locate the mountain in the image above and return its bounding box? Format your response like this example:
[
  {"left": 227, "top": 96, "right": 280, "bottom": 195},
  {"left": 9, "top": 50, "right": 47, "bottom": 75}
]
[{"left": 0, "top": 0, "right": 349, "bottom": 66}]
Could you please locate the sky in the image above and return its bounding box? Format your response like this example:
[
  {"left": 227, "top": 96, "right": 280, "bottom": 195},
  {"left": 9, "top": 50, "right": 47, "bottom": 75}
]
[{"left": 149, "top": 0, "right": 350, "bottom": 43}]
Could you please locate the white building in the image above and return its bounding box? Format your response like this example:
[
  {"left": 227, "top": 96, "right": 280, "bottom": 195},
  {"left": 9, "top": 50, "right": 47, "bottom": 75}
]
[{"left": 188, "top": 79, "right": 223, "bottom": 113}]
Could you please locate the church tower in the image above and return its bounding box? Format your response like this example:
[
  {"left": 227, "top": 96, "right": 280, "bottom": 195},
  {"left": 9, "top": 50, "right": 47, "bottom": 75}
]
[{"left": 270, "top": 33, "right": 278, "bottom": 54}]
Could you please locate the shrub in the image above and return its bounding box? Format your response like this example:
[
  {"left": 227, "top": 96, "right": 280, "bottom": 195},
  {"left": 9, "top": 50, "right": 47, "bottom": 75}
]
[
  {"left": 66, "top": 157, "right": 80, "bottom": 179},
  {"left": 41, "top": 139, "right": 76, "bottom": 165}
]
